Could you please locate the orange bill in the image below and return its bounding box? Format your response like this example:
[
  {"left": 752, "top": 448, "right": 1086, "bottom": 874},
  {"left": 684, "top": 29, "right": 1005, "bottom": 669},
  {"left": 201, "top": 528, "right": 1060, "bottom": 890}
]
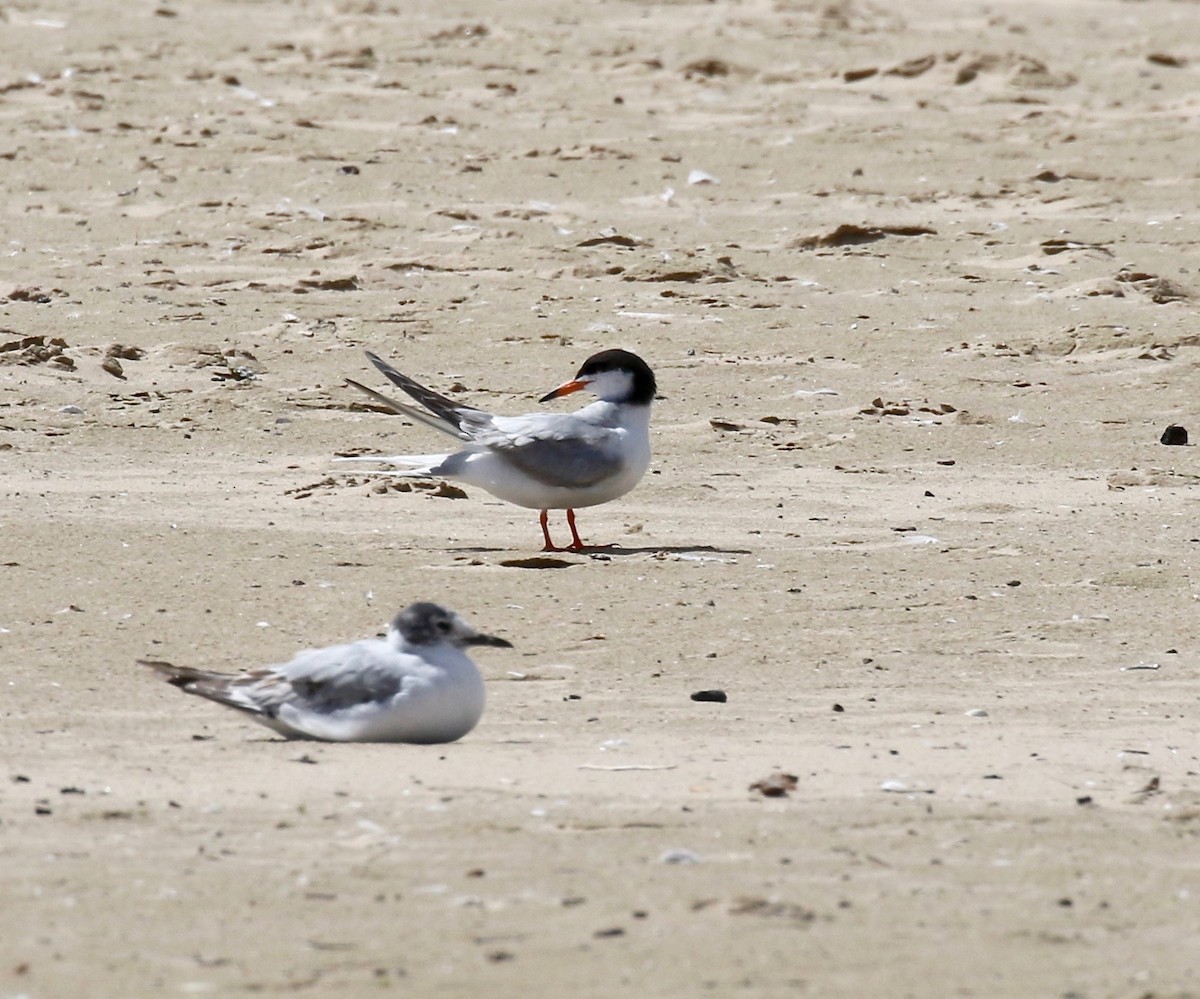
[{"left": 538, "top": 378, "right": 588, "bottom": 402}]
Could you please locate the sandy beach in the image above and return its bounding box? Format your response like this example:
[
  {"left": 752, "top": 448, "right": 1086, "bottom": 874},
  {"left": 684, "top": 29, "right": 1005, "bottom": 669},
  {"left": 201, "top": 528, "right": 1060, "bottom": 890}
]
[{"left": 2, "top": 1, "right": 1199, "bottom": 995}]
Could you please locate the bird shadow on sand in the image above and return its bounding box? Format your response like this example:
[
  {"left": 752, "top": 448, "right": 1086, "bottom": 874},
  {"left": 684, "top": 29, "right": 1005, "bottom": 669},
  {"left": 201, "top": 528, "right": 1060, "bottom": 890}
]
[
  {"left": 444, "top": 544, "right": 753, "bottom": 566},
  {"left": 585, "top": 543, "right": 752, "bottom": 557}
]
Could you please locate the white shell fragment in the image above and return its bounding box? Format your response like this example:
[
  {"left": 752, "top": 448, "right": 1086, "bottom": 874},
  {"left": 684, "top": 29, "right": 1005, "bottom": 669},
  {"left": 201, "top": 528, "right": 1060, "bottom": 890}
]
[{"left": 880, "top": 780, "right": 935, "bottom": 795}]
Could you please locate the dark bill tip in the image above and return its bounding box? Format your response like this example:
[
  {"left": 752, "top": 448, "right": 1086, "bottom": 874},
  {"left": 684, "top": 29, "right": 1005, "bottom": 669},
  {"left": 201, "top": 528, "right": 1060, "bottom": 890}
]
[{"left": 468, "top": 634, "right": 514, "bottom": 649}]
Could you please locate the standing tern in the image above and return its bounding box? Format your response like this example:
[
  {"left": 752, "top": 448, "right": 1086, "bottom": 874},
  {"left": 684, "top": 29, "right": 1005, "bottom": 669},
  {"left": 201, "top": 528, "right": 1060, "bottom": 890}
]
[
  {"left": 141, "top": 603, "right": 511, "bottom": 743},
  {"left": 341, "top": 349, "right": 656, "bottom": 551}
]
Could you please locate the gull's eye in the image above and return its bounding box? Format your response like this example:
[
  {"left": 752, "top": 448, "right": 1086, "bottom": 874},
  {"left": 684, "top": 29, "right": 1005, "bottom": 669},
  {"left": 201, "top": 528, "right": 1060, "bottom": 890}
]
[{"left": 436, "top": 618, "right": 452, "bottom": 634}]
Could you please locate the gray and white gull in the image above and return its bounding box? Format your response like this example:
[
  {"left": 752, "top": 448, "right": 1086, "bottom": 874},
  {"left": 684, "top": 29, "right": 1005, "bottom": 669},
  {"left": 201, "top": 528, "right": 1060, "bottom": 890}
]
[{"left": 142, "top": 603, "right": 511, "bottom": 743}]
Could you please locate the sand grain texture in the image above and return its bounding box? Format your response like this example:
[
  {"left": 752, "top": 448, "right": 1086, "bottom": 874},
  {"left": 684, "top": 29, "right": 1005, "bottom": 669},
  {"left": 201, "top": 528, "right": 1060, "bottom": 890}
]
[{"left": 2, "top": 1, "right": 1199, "bottom": 995}]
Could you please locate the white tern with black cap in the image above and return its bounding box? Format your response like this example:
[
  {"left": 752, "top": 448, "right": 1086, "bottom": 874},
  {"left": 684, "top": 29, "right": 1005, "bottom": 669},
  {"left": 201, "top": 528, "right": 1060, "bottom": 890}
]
[{"left": 341, "top": 349, "right": 657, "bottom": 551}]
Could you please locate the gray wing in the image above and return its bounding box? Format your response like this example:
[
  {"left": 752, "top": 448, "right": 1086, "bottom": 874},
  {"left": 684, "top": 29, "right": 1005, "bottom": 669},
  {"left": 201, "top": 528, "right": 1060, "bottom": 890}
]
[
  {"left": 143, "top": 644, "right": 410, "bottom": 719},
  {"left": 346, "top": 378, "right": 469, "bottom": 440},
  {"left": 364, "top": 352, "right": 490, "bottom": 436},
  {"left": 278, "top": 641, "right": 409, "bottom": 712},
  {"left": 344, "top": 353, "right": 495, "bottom": 442},
  {"left": 468, "top": 413, "right": 623, "bottom": 488}
]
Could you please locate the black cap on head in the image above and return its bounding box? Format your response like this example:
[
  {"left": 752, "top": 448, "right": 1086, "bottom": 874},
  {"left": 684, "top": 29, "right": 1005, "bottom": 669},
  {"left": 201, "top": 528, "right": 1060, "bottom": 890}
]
[{"left": 576, "top": 349, "right": 656, "bottom": 405}]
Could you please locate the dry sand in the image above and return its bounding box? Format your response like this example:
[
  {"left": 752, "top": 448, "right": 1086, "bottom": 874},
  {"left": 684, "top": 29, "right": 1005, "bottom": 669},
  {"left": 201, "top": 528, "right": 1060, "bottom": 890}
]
[{"left": 3, "top": 0, "right": 1200, "bottom": 995}]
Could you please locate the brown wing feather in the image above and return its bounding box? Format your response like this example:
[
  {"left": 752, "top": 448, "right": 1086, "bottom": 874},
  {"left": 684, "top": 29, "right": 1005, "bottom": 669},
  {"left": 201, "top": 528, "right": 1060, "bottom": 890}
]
[{"left": 139, "top": 659, "right": 269, "bottom": 717}]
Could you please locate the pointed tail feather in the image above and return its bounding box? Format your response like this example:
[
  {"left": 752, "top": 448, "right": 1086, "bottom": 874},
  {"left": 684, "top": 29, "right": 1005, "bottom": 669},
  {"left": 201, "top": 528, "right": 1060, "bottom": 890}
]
[
  {"left": 333, "top": 454, "right": 448, "bottom": 476},
  {"left": 139, "top": 659, "right": 265, "bottom": 717},
  {"left": 140, "top": 659, "right": 224, "bottom": 686}
]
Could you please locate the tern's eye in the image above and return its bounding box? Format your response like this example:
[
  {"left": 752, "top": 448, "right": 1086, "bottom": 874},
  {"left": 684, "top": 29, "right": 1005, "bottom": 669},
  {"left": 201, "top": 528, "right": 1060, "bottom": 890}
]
[{"left": 435, "top": 618, "right": 452, "bottom": 634}]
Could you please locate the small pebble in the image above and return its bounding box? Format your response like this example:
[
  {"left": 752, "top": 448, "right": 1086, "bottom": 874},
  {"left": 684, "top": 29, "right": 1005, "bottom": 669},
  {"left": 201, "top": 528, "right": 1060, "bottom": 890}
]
[
  {"left": 101, "top": 356, "right": 124, "bottom": 378},
  {"left": 1160, "top": 424, "right": 1188, "bottom": 446},
  {"left": 106, "top": 343, "right": 145, "bottom": 360},
  {"left": 691, "top": 689, "right": 727, "bottom": 703},
  {"left": 660, "top": 848, "right": 701, "bottom": 865},
  {"left": 749, "top": 772, "right": 798, "bottom": 797},
  {"left": 965, "top": 708, "right": 989, "bottom": 718}
]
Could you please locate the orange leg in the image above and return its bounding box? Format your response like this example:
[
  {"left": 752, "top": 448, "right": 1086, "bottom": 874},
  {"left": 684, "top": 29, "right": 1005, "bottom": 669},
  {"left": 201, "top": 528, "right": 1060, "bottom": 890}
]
[
  {"left": 539, "top": 509, "right": 585, "bottom": 552},
  {"left": 539, "top": 509, "right": 561, "bottom": 552},
  {"left": 566, "top": 508, "right": 584, "bottom": 550}
]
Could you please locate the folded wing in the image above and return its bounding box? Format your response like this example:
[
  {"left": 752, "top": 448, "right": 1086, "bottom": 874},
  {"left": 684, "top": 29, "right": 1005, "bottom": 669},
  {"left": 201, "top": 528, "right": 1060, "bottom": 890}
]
[{"left": 471, "top": 413, "right": 623, "bottom": 488}]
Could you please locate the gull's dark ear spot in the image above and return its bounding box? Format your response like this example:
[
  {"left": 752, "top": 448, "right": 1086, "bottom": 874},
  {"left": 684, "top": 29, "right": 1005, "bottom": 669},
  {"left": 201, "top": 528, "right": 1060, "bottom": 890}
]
[{"left": 392, "top": 602, "right": 454, "bottom": 645}]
